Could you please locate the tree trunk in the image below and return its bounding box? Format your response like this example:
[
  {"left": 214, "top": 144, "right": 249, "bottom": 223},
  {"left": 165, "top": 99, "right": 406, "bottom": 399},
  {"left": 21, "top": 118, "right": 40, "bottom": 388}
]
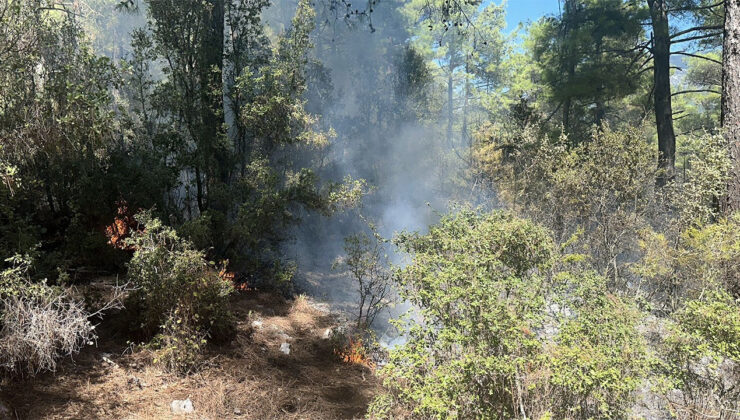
[
  {"left": 447, "top": 66, "right": 454, "bottom": 148},
  {"left": 649, "top": 0, "right": 677, "bottom": 186},
  {"left": 195, "top": 164, "right": 204, "bottom": 214},
  {"left": 462, "top": 56, "right": 470, "bottom": 160},
  {"left": 223, "top": 0, "right": 237, "bottom": 148},
  {"left": 562, "top": 0, "right": 575, "bottom": 136},
  {"left": 724, "top": 0, "right": 740, "bottom": 213}
]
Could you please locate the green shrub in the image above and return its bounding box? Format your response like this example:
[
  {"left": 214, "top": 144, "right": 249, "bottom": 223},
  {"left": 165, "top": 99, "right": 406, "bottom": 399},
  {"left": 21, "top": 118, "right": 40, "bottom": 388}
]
[
  {"left": 370, "top": 209, "right": 649, "bottom": 419},
  {"left": 548, "top": 272, "right": 649, "bottom": 419},
  {"left": 150, "top": 313, "right": 208, "bottom": 375},
  {"left": 633, "top": 213, "right": 740, "bottom": 310},
  {"left": 125, "top": 212, "right": 234, "bottom": 372},
  {"left": 657, "top": 291, "right": 740, "bottom": 418},
  {"left": 474, "top": 123, "right": 656, "bottom": 286}
]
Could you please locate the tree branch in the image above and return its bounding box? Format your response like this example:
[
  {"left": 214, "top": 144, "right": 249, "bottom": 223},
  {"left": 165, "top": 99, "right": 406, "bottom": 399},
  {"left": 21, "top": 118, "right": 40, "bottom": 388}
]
[
  {"left": 668, "top": 1, "right": 725, "bottom": 13},
  {"left": 636, "top": 65, "right": 654, "bottom": 76},
  {"left": 671, "top": 32, "right": 724, "bottom": 45},
  {"left": 671, "top": 51, "right": 722, "bottom": 65},
  {"left": 672, "top": 89, "right": 721, "bottom": 96},
  {"left": 670, "top": 25, "right": 724, "bottom": 40}
]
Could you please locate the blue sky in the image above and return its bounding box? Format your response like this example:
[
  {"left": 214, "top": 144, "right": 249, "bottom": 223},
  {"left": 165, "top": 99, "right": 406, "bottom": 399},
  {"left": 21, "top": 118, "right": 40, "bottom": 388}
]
[{"left": 502, "top": 0, "right": 560, "bottom": 30}]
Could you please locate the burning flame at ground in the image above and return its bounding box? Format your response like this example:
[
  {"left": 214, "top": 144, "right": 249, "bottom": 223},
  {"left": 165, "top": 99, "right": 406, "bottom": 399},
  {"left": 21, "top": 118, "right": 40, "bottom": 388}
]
[
  {"left": 105, "top": 200, "right": 139, "bottom": 250},
  {"left": 219, "top": 268, "right": 252, "bottom": 292},
  {"left": 335, "top": 337, "right": 375, "bottom": 369}
]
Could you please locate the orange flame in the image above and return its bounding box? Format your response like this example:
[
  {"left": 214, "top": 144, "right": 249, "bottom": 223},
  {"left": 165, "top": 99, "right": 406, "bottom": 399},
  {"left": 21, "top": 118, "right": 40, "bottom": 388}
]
[
  {"left": 335, "top": 337, "right": 375, "bottom": 369},
  {"left": 218, "top": 268, "right": 252, "bottom": 292},
  {"left": 105, "top": 200, "right": 139, "bottom": 250}
]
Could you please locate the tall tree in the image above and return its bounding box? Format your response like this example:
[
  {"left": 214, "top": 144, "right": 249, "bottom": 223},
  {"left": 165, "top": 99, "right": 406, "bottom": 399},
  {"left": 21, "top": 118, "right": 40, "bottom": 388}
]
[
  {"left": 648, "top": 0, "right": 678, "bottom": 185},
  {"left": 532, "top": 0, "right": 723, "bottom": 182},
  {"left": 723, "top": 0, "right": 740, "bottom": 212},
  {"left": 403, "top": 0, "right": 508, "bottom": 160},
  {"left": 532, "top": 0, "right": 646, "bottom": 138},
  {"left": 645, "top": 0, "right": 724, "bottom": 184}
]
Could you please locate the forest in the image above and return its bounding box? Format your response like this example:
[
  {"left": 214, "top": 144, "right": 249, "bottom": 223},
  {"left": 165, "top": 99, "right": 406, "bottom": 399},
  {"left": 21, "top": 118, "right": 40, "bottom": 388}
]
[{"left": 0, "top": 0, "right": 739, "bottom": 418}]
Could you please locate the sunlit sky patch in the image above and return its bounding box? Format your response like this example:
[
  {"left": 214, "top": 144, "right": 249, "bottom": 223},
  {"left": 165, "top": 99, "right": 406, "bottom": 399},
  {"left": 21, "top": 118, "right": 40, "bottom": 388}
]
[{"left": 502, "top": 0, "right": 560, "bottom": 30}]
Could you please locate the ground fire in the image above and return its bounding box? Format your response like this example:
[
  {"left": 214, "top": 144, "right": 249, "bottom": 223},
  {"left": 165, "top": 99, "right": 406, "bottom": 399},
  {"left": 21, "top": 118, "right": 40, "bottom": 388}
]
[
  {"left": 219, "top": 268, "right": 252, "bottom": 291},
  {"left": 334, "top": 337, "right": 375, "bottom": 369}
]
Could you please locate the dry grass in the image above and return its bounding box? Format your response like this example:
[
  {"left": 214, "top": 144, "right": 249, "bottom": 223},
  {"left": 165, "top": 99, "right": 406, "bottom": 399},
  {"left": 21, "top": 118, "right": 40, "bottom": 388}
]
[{"left": 0, "top": 290, "right": 380, "bottom": 419}]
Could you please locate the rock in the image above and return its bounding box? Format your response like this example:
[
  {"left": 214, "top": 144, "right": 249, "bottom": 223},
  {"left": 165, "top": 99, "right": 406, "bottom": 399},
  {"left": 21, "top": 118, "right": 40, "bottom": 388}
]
[
  {"left": 170, "top": 398, "right": 194, "bottom": 415},
  {"left": 233, "top": 407, "right": 242, "bottom": 416},
  {"left": 279, "top": 342, "right": 290, "bottom": 355},
  {"left": 128, "top": 375, "right": 147, "bottom": 389},
  {"left": 101, "top": 355, "right": 119, "bottom": 368},
  {"left": 250, "top": 320, "right": 263, "bottom": 329},
  {"left": 322, "top": 328, "right": 333, "bottom": 339}
]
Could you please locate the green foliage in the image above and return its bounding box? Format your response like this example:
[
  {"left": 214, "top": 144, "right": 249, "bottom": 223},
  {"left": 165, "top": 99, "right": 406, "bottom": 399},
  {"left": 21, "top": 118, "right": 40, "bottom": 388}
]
[
  {"left": 333, "top": 222, "right": 392, "bottom": 329},
  {"left": 379, "top": 210, "right": 552, "bottom": 419},
  {"left": 402, "top": 0, "right": 512, "bottom": 161},
  {"left": 475, "top": 124, "right": 657, "bottom": 282},
  {"left": 0, "top": 2, "right": 164, "bottom": 272},
  {"left": 670, "top": 133, "right": 731, "bottom": 227},
  {"left": 125, "top": 212, "right": 234, "bottom": 372},
  {"left": 142, "top": 0, "right": 349, "bottom": 283},
  {"left": 633, "top": 212, "right": 739, "bottom": 312},
  {"left": 0, "top": 254, "right": 54, "bottom": 302},
  {"left": 150, "top": 313, "right": 209, "bottom": 375},
  {"left": 672, "top": 292, "right": 740, "bottom": 361},
  {"left": 530, "top": 0, "right": 648, "bottom": 136},
  {"left": 372, "top": 209, "right": 648, "bottom": 419},
  {"left": 548, "top": 272, "right": 649, "bottom": 419},
  {"left": 673, "top": 53, "right": 722, "bottom": 137},
  {"left": 656, "top": 291, "right": 740, "bottom": 417}
]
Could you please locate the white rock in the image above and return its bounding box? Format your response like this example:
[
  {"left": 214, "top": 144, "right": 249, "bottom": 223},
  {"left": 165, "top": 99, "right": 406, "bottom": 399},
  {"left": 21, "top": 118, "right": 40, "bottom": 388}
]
[
  {"left": 323, "top": 328, "right": 333, "bottom": 339},
  {"left": 279, "top": 342, "right": 291, "bottom": 355},
  {"left": 101, "top": 354, "right": 118, "bottom": 368},
  {"left": 170, "top": 398, "right": 194, "bottom": 415},
  {"left": 250, "top": 320, "right": 263, "bottom": 329}
]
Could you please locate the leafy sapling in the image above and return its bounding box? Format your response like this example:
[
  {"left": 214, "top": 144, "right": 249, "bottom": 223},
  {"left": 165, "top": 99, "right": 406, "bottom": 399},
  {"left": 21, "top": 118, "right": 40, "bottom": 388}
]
[{"left": 334, "top": 221, "right": 393, "bottom": 330}]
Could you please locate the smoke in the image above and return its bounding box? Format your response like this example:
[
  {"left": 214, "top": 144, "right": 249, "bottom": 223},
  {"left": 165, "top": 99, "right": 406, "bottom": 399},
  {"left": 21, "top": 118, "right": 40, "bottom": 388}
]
[
  {"left": 268, "top": 1, "right": 464, "bottom": 335},
  {"left": 79, "top": 1, "right": 148, "bottom": 61},
  {"left": 87, "top": 0, "right": 460, "bottom": 335}
]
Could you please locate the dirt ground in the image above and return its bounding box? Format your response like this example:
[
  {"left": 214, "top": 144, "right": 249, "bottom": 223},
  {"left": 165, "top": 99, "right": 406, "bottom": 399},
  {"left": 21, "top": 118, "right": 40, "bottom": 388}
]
[{"left": 0, "top": 291, "right": 380, "bottom": 419}]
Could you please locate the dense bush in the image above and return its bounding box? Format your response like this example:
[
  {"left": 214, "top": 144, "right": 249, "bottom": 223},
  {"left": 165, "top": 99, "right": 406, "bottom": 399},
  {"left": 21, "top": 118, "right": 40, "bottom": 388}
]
[
  {"left": 634, "top": 213, "right": 740, "bottom": 310},
  {"left": 125, "top": 212, "right": 234, "bottom": 373},
  {"left": 475, "top": 123, "right": 657, "bottom": 285},
  {"left": 657, "top": 291, "right": 740, "bottom": 418},
  {"left": 475, "top": 124, "right": 733, "bottom": 298},
  {"left": 546, "top": 271, "right": 649, "bottom": 418},
  {"left": 370, "top": 210, "right": 649, "bottom": 419},
  {"left": 472, "top": 123, "right": 738, "bottom": 417}
]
